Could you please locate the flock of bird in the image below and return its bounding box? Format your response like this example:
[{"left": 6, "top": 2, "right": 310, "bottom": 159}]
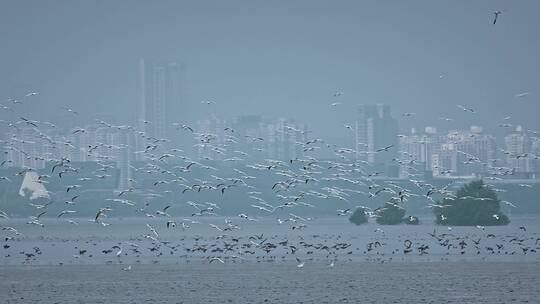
[
  {"left": 3, "top": 224, "right": 539, "bottom": 268},
  {"left": 1, "top": 10, "right": 539, "bottom": 268}
]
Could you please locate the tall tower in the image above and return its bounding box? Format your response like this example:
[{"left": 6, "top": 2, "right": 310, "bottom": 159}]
[
  {"left": 137, "top": 59, "right": 180, "bottom": 143},
  {"left": 504, "top": 125, "right": 531, "bottom": 173},
  {"left": 355, "top": 104, "right": 398, "bottom": 175}
]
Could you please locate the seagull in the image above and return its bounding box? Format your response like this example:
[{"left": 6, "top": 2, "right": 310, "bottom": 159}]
[
  {"left": 493, "top": 11, "right": 502, "bottom": 25},
  {"left": 57, "top": 210, "right": 76, "bottom": 217},
  {"left": 336, "top": 209, "right": 351, "bottom": 216},
  {"left": 181, "top": 125, "right": 194, "bottom": 132},
  {"left": 376, "top": 145, "right": 394, "bottom": 153},
  {"left": 296, "top": 257, "right": 305, "bottom": 268},
  {"left": 333, "top": 90, "right": 344, "bottom": 97},
  {"left": 0, "top": 210, "right": 8, "bottom": 219},
  {"left": 95, "top": 207, "right": 111, "bottom": 222},
  {"left": 67, "top": 219, "right": 79, "bottom": 225},
  {"left": 457, "top": 105, "right": 475, "bottom": 113},
  {"left": 19, "top": 117, "right": 38, "bottom": 127},
  {"left": 117, "top": 188, "right": 134, "bottom": 196},
  {"left": 515, "top": 92, "right": 530, "bottom": 98},
  {"left": 502, "top": 201, "right": 517, "bottom": 208},
  {"left": 209, "top": 257, "right": 225, "bottom": 264},
  {"left": 156, "top": 205, "right": 171, "bottom": 216},
  {"left": 63, "top": 107, "right": 79, "bottom": 115}
]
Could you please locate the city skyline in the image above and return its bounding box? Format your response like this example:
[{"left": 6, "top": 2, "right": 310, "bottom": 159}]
[
  {"left": 3, "top": 105, "right": 539, "bottom": 188},
  {"left": 2, "top": 2, "right": 540, "bottom": 302},
  {"left": 1, "top": 1, "right": 539, "bottom": 141}
]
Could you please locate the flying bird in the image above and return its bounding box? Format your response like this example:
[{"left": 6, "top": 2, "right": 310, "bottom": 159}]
[
  {"left": 515, "top": 92, "right": 530, "bottom": 98},
  {"left": 457, "top": 105, "right": 475, "bottom": 113},
  {"left": 376, "top": 145, "right": 394, "bottom": 153},
  {"left": 493, "top": 11, "right": 502, "bottom": 24}
]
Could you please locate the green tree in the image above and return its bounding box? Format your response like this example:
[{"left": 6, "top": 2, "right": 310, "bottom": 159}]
[
  {"left": 349, "top": 207, "right": 368, "bottom": 225},
  {"left": 376, "top": 202, "right": 406, "bottom": 225},
  {"left": 433, "top": 180, "right": 510, "bottom": 226}
]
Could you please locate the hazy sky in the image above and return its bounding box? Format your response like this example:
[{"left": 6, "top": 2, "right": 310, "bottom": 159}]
[{"left": 1, "top": 0, "right": 539, "bottom": 140}]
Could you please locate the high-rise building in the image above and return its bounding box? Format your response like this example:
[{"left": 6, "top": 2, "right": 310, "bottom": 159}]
[
  {"left": 195, "top": 115, "right": 228, "bottom": 160},
  {"left": 436, "top": 143, "right": 458, "bottom": 176},
  {"left": 447, "top": 126, "right": 497, "bottom": 176},
  {"left": 531, "top": 137, "right": 540, "bottom": 174},
  {"left": 504, "top": 125, "right": 532, "bottom": 173},
  {"left": 264, "top": 118, "right": 308, "bottom": 161},
  {"left": 137, "top": 59, "right": 180, "bottom": 144},
  {"left": 398, "top": 126, "right": 496, "bottom": 178},
  {"left": 355, "top": 104, "right": 398, "bottom": 176},
  {"left": 398, "top": 127, "right": 445, "bottom": 177},
  {"left": 194, "top": 115, "right": 308, "bottom": 162}
]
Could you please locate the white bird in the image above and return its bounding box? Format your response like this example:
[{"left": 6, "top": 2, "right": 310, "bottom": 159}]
[
  {"left": 57, "top": 210, "right": 76, "bottom": 218},
  {"left": 296, "top": 257, "right": 305, "bottom": 268},
  {"left": 336, "top": 209, "right": 351, "bottom": 216},
  {"left": 156, "top": 205, "right": 171, "bottom": 216},
  {"left": 457, "top": 105, "right": 475, "bottom": 113},
  {"left": 209, "top": 257, "right": 225, "bottom": 264},
  {"left": 63, "top": 107, "right": 79, "bottom": 115},
  {"left": 502, "top": 201, "right": 517, "bottom": 208}
]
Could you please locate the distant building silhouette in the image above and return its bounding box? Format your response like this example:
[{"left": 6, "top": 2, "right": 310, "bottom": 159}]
[
  {"left": 137, "top": 59, "right": 180, "bottom": 145},
  {"left": 195, "top": 115, "right": 308, "bottom": 162},
  {"left": 399, "top": 126, "right": 497, "bottom": 178},
  {"left": 504, "top": 125, "right": 532, "bottom": 173},
  {"left": 355, "top": 104, "right": 398, "bottom": 176},
  {"left": 399, "top": 127, "right": 445, "bottom": 178}
]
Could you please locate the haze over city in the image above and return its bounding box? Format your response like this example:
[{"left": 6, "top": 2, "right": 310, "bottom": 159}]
[
  {"left": 1, "top": 1, "right": 540, "bottom": 303},
  {"left": 2, "top": 0, "right": 539, "bottom": 140}
]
